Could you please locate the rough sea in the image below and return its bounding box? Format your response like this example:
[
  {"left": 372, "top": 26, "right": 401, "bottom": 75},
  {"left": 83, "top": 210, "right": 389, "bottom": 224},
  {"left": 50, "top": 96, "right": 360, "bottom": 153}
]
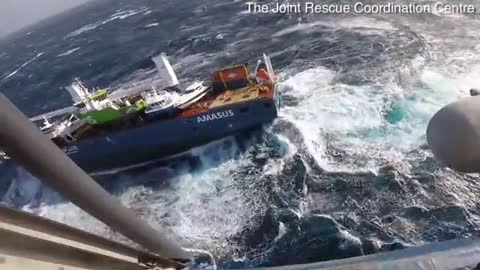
[{"left": 1, "top": 0, "right": 480, "bottom": 268}]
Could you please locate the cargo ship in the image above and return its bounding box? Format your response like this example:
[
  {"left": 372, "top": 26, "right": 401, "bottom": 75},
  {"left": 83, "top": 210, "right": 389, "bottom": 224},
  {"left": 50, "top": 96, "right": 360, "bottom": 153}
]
[{"left": 0, "top": 54, "right": 279, "bottom": 172}]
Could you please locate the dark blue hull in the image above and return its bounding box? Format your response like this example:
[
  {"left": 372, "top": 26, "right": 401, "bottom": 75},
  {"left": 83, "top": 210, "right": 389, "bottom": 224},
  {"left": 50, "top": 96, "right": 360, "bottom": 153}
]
[{"left": 64, "top": 97, "right": 278, "bottom": 172}]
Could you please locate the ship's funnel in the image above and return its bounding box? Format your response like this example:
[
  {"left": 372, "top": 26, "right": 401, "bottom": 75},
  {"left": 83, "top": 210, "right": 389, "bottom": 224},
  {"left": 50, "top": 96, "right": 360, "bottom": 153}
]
[
  {"left": 152, "top": 53, "right": 179, "bottom": 88},
  {"left": 427, "top": 96, "right": 480, "bottom": 172}
]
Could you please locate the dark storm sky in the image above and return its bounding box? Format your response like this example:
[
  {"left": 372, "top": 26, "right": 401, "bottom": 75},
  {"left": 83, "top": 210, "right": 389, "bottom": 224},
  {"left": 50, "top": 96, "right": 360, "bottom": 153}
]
[{"left": 0, "top": 0, "right": 91, "bottom": 37}]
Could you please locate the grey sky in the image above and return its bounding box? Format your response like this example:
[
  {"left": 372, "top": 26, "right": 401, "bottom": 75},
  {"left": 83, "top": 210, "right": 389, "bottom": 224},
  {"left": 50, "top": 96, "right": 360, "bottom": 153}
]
[{"left": 0, "top": 0, "right": 91, "bottom": 37}]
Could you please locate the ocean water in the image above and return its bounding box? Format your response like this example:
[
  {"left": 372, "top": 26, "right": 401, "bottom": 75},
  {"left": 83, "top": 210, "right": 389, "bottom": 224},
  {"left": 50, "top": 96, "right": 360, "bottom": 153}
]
[{"left": 1, "top": 0, "right": 480, "bottom": 267}]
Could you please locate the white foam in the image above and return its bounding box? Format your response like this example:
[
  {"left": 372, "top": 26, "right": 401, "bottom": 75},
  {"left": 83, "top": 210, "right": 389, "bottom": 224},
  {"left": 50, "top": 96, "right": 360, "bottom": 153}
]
[
  {"left": 274, "top": 222, "right": 287, "bottom": 242},
  {"left": 273, "top": 21, "right": 333, "bottom": 37},
  {"left": 280, "top": 67, "right": 385, "bottom": 171},
  {"left": 338, "top": 229, "right": 362, "bottom": 249},
  {"left": 12, "top": 138, "right": 270, "bottom": 257},
  {"left": 0, "top": 52, "right": 43, "bottom": 83},
  {"left": 336, "top": 17, "right": 397, "bottom": 33},
  {"left": 2, "top": 168, "right": 42, "bottom": 207},
  {"left": 66, "top": 8, "right": 151, "bottom": 38},
  {"left": 9, "top": 10, "right": 480, "bottom": 261},
  {"left": 177, "top": 53, "right": 215, "bottom": 72},
  {"left": 273, "top": 17, "right": 397, "bottom": 37},
  {"left": 263, "top": 134, "right": 296, "bottom": 176},
  {"left": 145, "top": 23, "right": 159, "bottom": 28},
  {"left": 57, "top": 47, "right": 81, "bottom": 57},
  {"left": 27, "top": 202, "right": 113, "bottom": 239},
  {"left": 278, "top": 57, "right": 474, "bottom": 173}
]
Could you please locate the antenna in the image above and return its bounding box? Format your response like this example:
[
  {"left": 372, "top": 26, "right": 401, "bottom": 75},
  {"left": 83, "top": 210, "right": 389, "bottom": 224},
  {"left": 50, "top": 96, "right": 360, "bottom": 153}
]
[{"left": 255, "top": 60, "right": 262, "bottom": 73}]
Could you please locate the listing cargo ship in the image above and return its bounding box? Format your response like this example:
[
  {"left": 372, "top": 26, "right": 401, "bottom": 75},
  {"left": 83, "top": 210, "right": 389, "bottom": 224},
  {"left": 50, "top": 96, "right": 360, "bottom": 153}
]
[{"left": 0, "top": 54, "right": 280, "bottom": 172}]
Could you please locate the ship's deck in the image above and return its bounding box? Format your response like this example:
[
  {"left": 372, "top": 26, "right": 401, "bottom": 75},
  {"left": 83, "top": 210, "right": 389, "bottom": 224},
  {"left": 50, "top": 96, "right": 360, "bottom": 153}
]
[{"left": 176, "top": 82, "right": 275, "bottom": 118}]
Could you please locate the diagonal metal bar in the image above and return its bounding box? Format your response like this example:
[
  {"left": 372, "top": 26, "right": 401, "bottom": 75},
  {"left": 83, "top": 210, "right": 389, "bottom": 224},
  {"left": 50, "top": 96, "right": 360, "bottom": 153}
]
[{"left": 0, "top": 94, "right": 191, "bottom": 261}]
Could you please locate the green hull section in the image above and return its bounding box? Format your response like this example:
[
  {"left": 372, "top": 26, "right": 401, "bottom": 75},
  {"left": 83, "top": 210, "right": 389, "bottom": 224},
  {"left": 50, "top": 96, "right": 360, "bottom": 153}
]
[{"left": 77, "top": 105, "right": 141, "bottom": 125}]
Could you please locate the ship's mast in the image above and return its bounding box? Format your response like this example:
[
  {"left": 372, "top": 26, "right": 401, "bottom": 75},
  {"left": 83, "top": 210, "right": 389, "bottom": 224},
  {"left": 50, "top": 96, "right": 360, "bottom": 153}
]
[
  {"left": 66, "top": 78, "right": 96, "bottom": 110},
  {"left": 67, "top": 78, "right": 113, "bottom": 112},
  {"left": 152, "top": 53, "right": 179, "bottom": 88},
  {"left": 263, "top": 54, "right": 276, "bottom": 83}
]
